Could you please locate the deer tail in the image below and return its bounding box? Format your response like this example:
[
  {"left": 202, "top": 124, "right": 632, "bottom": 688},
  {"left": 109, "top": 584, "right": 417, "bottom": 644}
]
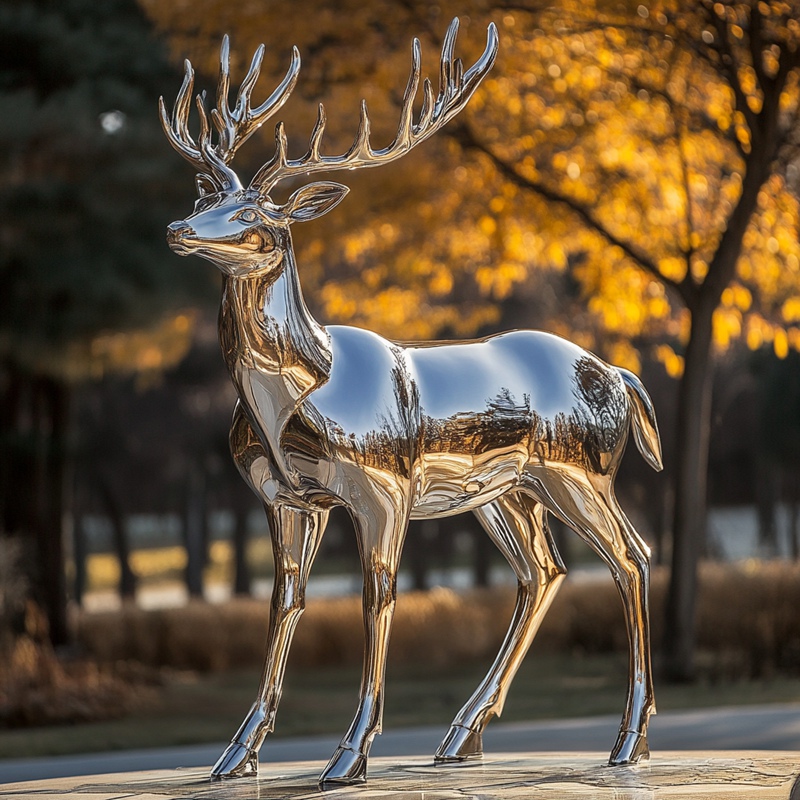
[{"left": 618, "top": 368, "right": 663, "bottom": 472}]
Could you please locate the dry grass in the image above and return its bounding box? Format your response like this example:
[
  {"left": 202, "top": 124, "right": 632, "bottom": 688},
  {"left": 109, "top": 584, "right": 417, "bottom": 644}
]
[
  {"left": 0, "top": 604, "right": 158, "bottom": 728},
  {"left": 694, "top": 561, "right": 800, "bottom": 679},
  {"left": 4, "top": 560, "right": 800, "bottom": 739},
  {"left": 76, "top": 561, "right": 800, "bottom": 680},
  {"left": 76, "top": 587, "right": 512, "bottom": 672}
]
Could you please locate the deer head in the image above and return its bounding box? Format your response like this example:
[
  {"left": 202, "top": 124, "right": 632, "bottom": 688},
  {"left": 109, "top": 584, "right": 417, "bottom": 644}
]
[{"left": 162, "top": 18, "right": 498, "bottom": 279}]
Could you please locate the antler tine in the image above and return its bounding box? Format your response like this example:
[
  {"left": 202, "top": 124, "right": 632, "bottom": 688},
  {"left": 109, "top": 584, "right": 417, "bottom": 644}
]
[
  {"left": 454, "top": 58, "right": 464, "bottom": 92},
  {"left": 309, "top": 103, "right": 327, "bottom": 158},
  {"left": 212, "top": 36, "right": 233, "bottom": 147},
  {"left": 463, "top": 21, "right": 499, "bottom": 93},
  {"left": 250, "top": 18, "right": 498, "bottom": 194},
  {"left": 211, "top": 35, "right": 290, "bottom": 163},
  {"left": 196, "top": 92, "right": 211, "bottom": 149},
  {"left": 438, "top": 18, "right": 459, "bottom": 107},
  {"left": 253, "top": 46, "right": 301, "bottom": 119},
  {"left": 197, "top": 91, "right": 241, "bottom": 188},
  {"left": 175, "top": 61, "right": 197, "bottom": 148},
  {"left": 213, "top": 43, "right": 301, "bottom": 162},
  {"left": 235, "top": 43, "right": 266, "bottom": 118},
  {"left": 159, "top": 55, "right": 238, "bottom": 188},
  {"left": 394, "top": 37, "right": 422, "bottom": 150},
  {"left": 159, "top": 60, "right": 207, "bottom": 173},
  {"left": 416, "top": 77, "right": 436, "bottom": 134},
  {"left": 343, "top": 101, "right": 367, "bottom": 159},
  {"left": 249, "top": 98, "right": 327, "bottom": 191},
  {"left": 274, "top": 122, "right": 290, "bottom": 172}
]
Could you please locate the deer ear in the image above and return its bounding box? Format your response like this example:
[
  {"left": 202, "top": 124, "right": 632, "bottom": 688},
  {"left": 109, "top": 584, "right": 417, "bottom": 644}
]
[
  {"left": 283, "top": 182, "right": 349, "bottom": 222},
  {"left": 196, "top": 174, "right": 218, "bottom": 197}
]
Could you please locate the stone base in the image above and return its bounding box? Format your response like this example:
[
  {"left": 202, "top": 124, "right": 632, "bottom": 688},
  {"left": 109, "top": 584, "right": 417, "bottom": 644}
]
[{"left": 2, "top": 752, "right": 799, "bottom": 799}]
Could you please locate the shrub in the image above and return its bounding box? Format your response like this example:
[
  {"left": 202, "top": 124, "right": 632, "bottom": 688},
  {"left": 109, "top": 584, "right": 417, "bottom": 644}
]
[
  {"left": 0, "top": 601, "right": 158, "bottom": 728},
  {"left": 76, "top": 561, "right": 800, "bottom": 680}
]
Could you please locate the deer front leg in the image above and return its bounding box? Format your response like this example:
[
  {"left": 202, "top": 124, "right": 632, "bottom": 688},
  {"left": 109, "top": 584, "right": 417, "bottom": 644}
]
[
  {"left": 211, "top": 503, "right": 327, "bottom": 779},
  {"left": 319, "top": 495, "right": 408, "bottom": 785}
]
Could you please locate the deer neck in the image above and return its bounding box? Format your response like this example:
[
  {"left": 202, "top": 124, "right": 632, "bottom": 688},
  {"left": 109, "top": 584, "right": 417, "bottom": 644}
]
[{"left": 219, "top": 244, "right": 331, "bottom": 468}]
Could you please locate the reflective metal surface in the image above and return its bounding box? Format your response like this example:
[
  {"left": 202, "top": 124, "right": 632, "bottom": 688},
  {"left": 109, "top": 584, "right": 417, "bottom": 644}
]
[{"left": 161, "top": 18, "right": 662, "bottom": 786}]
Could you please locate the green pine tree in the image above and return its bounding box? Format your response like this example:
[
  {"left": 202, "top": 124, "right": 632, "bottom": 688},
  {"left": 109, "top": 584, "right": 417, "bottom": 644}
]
[{"left": 0, "top": 0, "right": 215, "bottom": 644}]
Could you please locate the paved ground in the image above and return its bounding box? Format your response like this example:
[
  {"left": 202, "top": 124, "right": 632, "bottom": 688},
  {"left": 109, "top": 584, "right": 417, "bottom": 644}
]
[
  {"left": 2, "top": 703, "right": 799, "bottom": 784},
  {"left": 5, "top": 752, "right": 799, "bottom": 799}
]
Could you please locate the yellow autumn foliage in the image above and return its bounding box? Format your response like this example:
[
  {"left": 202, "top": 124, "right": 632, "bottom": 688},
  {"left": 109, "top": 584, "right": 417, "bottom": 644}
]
[
  {"left": 29, "top": 312, "right": 196, "bottom": 382},
  {"left": 141, "top": 0, "right": 800, "bottom": 374}
]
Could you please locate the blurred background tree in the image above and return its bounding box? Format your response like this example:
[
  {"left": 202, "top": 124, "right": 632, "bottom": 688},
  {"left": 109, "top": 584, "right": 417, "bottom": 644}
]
[{"left": 0, "top": 0, "right": 215, "bottom": 644}]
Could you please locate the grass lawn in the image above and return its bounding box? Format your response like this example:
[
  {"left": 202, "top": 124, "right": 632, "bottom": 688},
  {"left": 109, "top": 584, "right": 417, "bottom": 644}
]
[{"left": 2, "top": 653, "right": 800, "bottom": 759}]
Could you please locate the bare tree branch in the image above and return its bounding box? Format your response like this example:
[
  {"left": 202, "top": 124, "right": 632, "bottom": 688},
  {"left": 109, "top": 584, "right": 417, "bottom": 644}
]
[
  {"left": 753, "top": 34, "right": 800, "bottom": 169},
  {"left": 748, "top": 4, "right": 769, "bottom": 91},
  {"left": 709, "top": 8, "right": 759, "bottom": 134},
  {"left": 454, "top": 124, "right": 691, "bottom": 305},
  {"left": 675, "top": 113, "right": 698, "bottom": 279},
  {"left": 626, "top": 74, "right": 745, "bottom": 157}
]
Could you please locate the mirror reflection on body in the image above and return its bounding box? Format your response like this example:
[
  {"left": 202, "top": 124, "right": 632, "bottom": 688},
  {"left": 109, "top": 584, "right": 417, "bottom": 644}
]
[{"left": 161, "top": 18, "right": 663, "bottom": 786}]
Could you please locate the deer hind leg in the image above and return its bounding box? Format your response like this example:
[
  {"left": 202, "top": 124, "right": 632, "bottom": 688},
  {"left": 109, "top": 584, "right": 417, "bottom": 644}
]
[
  {"left": 531, "top": 468, "right": 655, "bottom": 765},
  {"left": 435, "top": 491, "right": 567, "bottom": 763},
  {"left": 211, "top": 500, "right": 328, "bottom": 779},
  {"left": 320, "top": 491, "right": 409, "bottom": 785}
]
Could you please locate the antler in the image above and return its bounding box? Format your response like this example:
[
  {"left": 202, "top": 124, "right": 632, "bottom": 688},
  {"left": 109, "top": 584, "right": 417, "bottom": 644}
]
[
  {"left": 159, "top": 36, "right": 301, "bottom": 189},
  {"left": 250, "top": 18, "right": 499, "bottom": 194}
]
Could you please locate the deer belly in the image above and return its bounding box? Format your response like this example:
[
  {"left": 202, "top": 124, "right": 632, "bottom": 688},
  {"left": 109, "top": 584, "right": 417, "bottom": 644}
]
[{"left": 411, "top": 444, "right": 528, "bottom": 517}]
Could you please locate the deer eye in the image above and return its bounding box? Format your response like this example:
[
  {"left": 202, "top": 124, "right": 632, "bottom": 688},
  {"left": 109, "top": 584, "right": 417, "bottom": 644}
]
[{"left": 234, "top": 208, "right": 261, "bottom": 224}]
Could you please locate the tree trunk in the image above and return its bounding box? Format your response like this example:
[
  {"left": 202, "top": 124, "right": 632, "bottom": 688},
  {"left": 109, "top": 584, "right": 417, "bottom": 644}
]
[
  {"left": 73, "top": 516, "right": 87, "bottom": 606},
  {"left": 472, "top": 526, "right": 493, "bottom": 588},
  {"left": 0, "top": 364, "right": 19, "bottom": 536},
  {"left": 788, "top": 473, "right": 800, "bottom": 562},
  {"left": 232, "top": 506, "right": 251, "bottom": 596},
  {"left": 663, "top": 304, "right": 714, "bottom": 682},
  {"left": 652, "top": 486, "right": 672, "bottom": 567},
  {"left": 98, "top": 479, "right": 137, "bottom": 600},
  {"left": 183, "top": 464, "right": 207, "bottom": 599},
  {"left": 35, "top": 377, "right": 72, "bottom": 646},
  {"left": 755, "top": 452, "right": 778, "bottom": 556},
  {"left": 0, "top": 368, "right": 35, "bottom": 541},
  {"left": 408, "top": 521, "right": 435, "bottom": 591},
  {"left": 662, "top": 123, "right": 774, "bottom": 681}
]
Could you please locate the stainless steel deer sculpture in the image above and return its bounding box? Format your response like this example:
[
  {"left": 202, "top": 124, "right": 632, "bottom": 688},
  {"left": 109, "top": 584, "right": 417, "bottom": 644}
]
[{"left": 161, "top": 18, "right": 662, "bottom": 785}]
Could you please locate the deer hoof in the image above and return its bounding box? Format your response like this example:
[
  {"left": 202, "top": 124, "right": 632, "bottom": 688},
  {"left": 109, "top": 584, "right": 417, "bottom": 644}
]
[
  {"left": 608, "top": 730, "right": 650, "bottom": 766},
  {"left": 319, "top": 746, "right": 367, "bottom": 785},
  {"left": 210, "top": 742, "right": 259, "bottom": 779},
  {"left": 434, "top": 724, "right": 484, "bottom": 762}
]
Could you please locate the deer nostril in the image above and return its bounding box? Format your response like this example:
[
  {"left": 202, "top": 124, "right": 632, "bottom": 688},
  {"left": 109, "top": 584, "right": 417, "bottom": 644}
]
[{"left": 166, "top": 220, "right": 195, "bottom": 246}]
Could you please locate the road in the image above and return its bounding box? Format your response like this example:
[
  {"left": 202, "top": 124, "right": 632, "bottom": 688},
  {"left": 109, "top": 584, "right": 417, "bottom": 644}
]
[{"left": 2, "top": 703, "right": 799, "bottom": 784}]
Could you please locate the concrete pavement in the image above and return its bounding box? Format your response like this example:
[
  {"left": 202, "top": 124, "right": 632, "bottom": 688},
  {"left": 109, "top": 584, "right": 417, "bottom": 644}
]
[
  {"left": 1, "top": 702, "right": 799, "bottom": 784},
  {"left": 5, "top": 752, "right": 799, "bottom": 799}
]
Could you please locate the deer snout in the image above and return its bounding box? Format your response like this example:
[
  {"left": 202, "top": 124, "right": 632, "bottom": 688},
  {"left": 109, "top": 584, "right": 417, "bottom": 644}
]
[{"left": 166, "top": 220, "right": 195, "bottom": 254}]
